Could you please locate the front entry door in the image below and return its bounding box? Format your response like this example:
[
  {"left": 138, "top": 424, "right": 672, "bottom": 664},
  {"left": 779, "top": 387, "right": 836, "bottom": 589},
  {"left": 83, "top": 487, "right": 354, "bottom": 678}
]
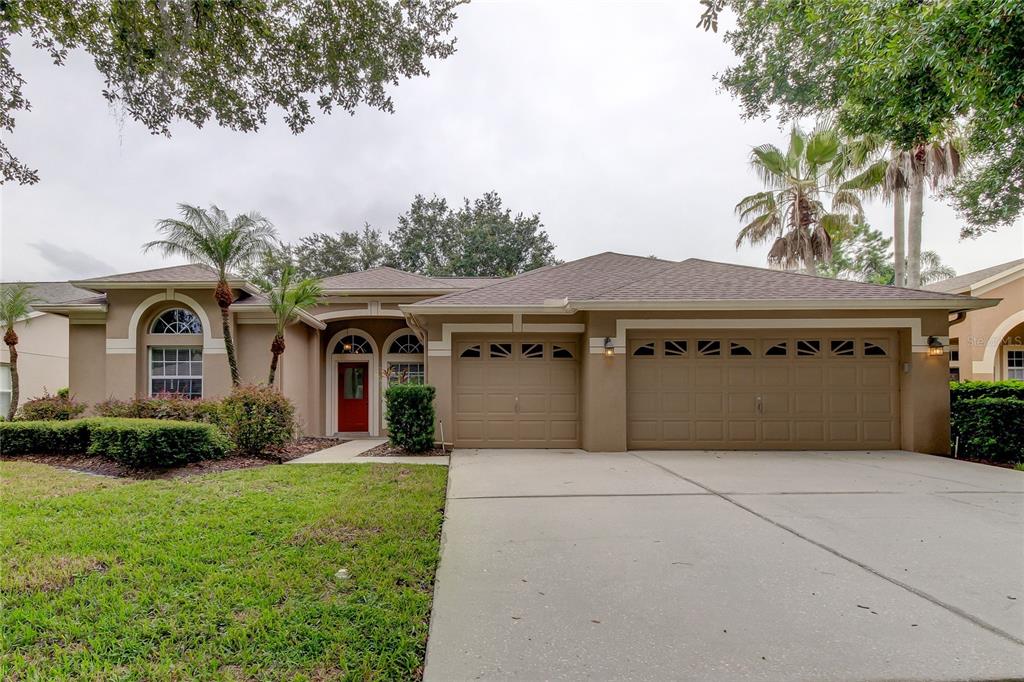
[{"left": 338, "top": 363, "right": 369, "bottom": 432}]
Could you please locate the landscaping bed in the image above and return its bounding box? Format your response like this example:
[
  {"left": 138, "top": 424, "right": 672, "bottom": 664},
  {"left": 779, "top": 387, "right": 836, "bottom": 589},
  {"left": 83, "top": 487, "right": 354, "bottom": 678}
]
[
  {"left": 1, "top": 460, "right": 448, "bottom": 680},
  {"left": 359, "top": 442, "right": 448, "bottom": 458}
]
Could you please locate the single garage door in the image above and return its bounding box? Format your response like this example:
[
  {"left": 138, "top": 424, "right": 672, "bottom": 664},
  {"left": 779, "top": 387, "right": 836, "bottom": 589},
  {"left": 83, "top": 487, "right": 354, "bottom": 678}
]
[
  {"left": 628, "top": 330, "right": 899, "bottom": 450},
  {"left": 453, "top": 336, "right": 580, "bottom": 448}
]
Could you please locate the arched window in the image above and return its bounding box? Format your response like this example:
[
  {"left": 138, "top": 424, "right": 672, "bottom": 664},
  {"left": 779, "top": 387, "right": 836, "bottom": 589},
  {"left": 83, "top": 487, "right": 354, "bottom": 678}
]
[
  {"left": 334, "top": 335, "right": 373, "bottom": 354},
  {"left": 151, "top": 308, "right": 203, "bottom": 335},
  {"left": 388, "top": 333, "right": 423, "bottom": 354}
]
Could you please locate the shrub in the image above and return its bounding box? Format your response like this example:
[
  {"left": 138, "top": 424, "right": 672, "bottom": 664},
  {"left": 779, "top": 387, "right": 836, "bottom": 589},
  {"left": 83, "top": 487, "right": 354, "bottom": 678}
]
[
  {"left": 219, "top": 384, "right": 295, "bottom": 456},
  {"left": 17, "top": 391, "right": 87, "bottom": 421},
  {"left": 87, "top": 419, "right": 230, "bottom": 466},
  {"left": 0, "top": 419, "right": 94, "bottom": 455},
  {"left": 950, "top": 380, "right": 1024, "bottom": 407},
  {"left": 95, "top": 395, "right": 221, "bottom": 423},
  {"left": 950, "top": 396, "right": 1024, "bottom": 463},
  {"left": 385, "top": 384, "right": 436, "bottom": 453}
]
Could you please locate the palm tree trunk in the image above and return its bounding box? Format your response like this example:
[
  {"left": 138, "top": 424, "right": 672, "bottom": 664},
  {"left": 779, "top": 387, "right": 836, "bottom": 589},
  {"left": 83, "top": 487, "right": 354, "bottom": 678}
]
[
  {"left": 6, "top": 340, "right": 19, "bottom": 420},
  {"left": 268, "top": 334, "right": 285, "bottom": 385},
  {"left": 215, "top": 281, "right": 240, "bottom": 386},
  {"left": 893, "top": 191, "right": 906, "bottom": 287},
  {"left": 907, "top": 176, "right": 925, "bottom": 288}
]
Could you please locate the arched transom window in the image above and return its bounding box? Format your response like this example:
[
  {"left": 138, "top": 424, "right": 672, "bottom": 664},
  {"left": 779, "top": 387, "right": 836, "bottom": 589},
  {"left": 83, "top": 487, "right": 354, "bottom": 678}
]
[
  {"left": 151, "top": 308, "right": 203, "bottom": 335},
  {"left": 388, "top": 333, "right": 423, "bottom": 355},
  {"left": 334, "top": 335, "right": 373, "bottom": 354}
]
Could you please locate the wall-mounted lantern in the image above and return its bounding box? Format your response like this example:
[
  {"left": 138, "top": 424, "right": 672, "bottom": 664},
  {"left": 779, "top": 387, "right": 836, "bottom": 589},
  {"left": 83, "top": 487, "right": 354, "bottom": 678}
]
[
  {"left": 927, "top": 336, "right": 945, "bottom": 357},
  {"left": 604, "top": 337, "right": 615, "bottom": 357}
]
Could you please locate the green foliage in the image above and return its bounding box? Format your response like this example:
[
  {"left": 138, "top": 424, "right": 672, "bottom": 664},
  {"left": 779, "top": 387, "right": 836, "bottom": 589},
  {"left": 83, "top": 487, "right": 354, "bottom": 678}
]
[
  {"left": 17, "top": 391, "right": 87, "bottom": 421},
  {"left": 950, "top": 380, "right": 1024, "bottom": 407},
  {"left": 1, "top": 1, "right": 462, "bottom": 184},
  {"left": 0, "top": 419, "right": 94, "bottom": 455},
  {"left": 219, "top": 385, "right": 296, "bottom": 456},
  {"left": 95, "top": 395, "right": 222, "bottom": 424},
  {"left": 87, "top": 419, "right": 230, "bottom": 467},
  {"left": 819, "top": 224, "right": 955, "bottom": 286},
  {"left": 706, "top": 1, "right": 1024, "bottom": 235},
  {"left": 385, "top": 384, "right": 436, "bottom": 453},
  {"left": 950, "top": 397, "right": 1024, "bottom": 464}
]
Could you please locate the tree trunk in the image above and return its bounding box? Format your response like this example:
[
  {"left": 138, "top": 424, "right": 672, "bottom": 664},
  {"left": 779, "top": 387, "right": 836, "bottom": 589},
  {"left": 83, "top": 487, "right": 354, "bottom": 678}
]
[
  {"left": 215, "top": 281, "right": 240, "bottom": 386},
  {"left": 5, "top": 340, "right": 18, "bottom": 420},
  {"left": 268, "top": 334, "right": 285, "bottom": 386},
  {"left": 906, "top": 175, "right": 925, "bottom": 289},
  {"left": 893, "top": 190, "right": 906, "bottom": 287}
]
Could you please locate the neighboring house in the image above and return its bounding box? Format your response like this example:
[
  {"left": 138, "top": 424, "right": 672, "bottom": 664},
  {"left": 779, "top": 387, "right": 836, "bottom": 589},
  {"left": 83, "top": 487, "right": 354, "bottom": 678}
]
[
  {"left": 37, "top": 254, "right": 995, "bottom": 454},
  {"left": 924, "top": 259, "right": 1024, "bottom": 381},
  {"left": 0, "top": 282, "right": 98, "bottom": 416}
]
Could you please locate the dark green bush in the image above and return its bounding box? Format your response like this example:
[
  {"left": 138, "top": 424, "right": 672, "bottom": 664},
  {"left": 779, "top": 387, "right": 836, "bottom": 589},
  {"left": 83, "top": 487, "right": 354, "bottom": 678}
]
[
  {"left": 385, "top": 384, "right": 436, "bottom": 453},
  {"left": 950, "top": 380, "right": 1024, "bottom": 408},
  {"left": 95, "top": 395, "right": 221, "bottom": 423},
  {"left": 87, "top": 419, "right": 230, "bottom": 466},
  {"left": 17, "top": 391, "right": 87, "bottom": 421},
  {"left": 0, "top": 419, "right": 94, "bottom": 455},
  {"left": 951, "top": 396, "right": 1024, "bottom": 463},
  {"left": 219, "top": 384, "right": 295, "bottom": 456}
]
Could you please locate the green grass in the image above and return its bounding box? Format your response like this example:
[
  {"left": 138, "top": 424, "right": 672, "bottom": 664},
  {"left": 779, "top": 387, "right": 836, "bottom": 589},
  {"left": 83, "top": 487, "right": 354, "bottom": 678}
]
[{"left": 0, "top": 461, "right": 448, "bottom": 681}]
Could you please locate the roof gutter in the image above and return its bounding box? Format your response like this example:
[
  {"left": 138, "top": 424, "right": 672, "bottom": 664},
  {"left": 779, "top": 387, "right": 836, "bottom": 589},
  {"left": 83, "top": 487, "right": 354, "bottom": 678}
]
[
  {"left": 31, "top": 303, "right": 108, "bottom": 315},
  {"left": 232, "top": 305, "right": 327, "bottom": 330},
  {"left": 399, "top": 302, "right": 573, "bottom": 315}
]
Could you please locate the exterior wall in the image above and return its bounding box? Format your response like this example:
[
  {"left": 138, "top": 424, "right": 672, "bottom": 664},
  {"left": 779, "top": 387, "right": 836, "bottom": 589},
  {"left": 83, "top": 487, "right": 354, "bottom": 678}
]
[
  {"left": 282, "top": 323, "right": 319, "bottom": 436},
  {"left": 424, "top": 307, "right": 953, "bottom": 454},
  {"left": 1, "top": 313, "right": 70, "bottom": 405},
  {"left": 237, "top": 323, "right": 276, "bottom": 386},
  {"left": 949, "top": 277, "right": 1024, "bottom": 379},
  {"left": 68, "top": 323, "right": 106, "bottom": 406}
]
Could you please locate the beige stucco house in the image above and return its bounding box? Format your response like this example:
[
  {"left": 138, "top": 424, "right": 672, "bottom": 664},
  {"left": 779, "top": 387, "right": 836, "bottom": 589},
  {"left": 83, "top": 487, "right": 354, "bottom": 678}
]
[
  {"left": 1, "top": 282, "right": 97, "bottom": 416},
  {"left": 37, "top": 253, "right": 997, "bottom": 454},
  {"left": 923, "top": 259, "right": 1024, "bottom": 382}
]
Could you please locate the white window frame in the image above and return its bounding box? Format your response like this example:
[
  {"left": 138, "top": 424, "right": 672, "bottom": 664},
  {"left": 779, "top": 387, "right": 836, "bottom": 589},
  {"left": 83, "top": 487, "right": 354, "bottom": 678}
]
[
  {"left": 1004, "top": 345, "right": 1024, "bottom": 381},
  {"left": 150, "top": 347, "right": 204, "bottom": 398},
  {"left": 150, "top": 307, "right": 203, "bottom": 335},
  {"left": 0, "top": 363, "right": 11, "bottom": 417}
]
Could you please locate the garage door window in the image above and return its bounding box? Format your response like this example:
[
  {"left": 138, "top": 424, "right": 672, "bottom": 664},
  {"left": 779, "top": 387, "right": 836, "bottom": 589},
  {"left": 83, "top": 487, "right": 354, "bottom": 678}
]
[
  {"left": 697, "top": 340, "right": 720, "bottom": 357},
  {"left": 864, "top": 340, "right": 889, "bottom": 357},
  {"left": 459, "top": 343, "right": 481, "bottom": 358},
  {"left": 830, "top": 339, "right": 855, "bottom": 357},
  {"left": 729, "top": 341, "right": 753, "bottom": 357},
  {"left": 664, "top": 340, "right": 687, "bottom": 356},
  {"left": 490, "top": 343, "right": 512, "bottom": 358},
  {"left": 552, "top": 343, "right": 575, "bottom": 359},
  {"left": 521, "top": 343, "right": 544, "bottom": 359},
  {"left": 796, "top": 339, "right": 821, "bottom": 357},
  {"left": 632, "top": 341, "right": 655, "bottom": 357},
  {"left": 764, "top": 341, "right": 788, "bottom": 357}
]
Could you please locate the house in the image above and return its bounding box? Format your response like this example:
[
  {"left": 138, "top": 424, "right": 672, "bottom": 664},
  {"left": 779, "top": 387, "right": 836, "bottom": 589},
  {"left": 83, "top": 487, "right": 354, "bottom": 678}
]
[
  {"left": 923, "top": 259, "right": 1024, "bottom": 382},
  {"left": 36, "top": 253, "right": 996, "bottom": 454},
  {"left": 1, "top": 282, "right": 98, "bottom": 416}
]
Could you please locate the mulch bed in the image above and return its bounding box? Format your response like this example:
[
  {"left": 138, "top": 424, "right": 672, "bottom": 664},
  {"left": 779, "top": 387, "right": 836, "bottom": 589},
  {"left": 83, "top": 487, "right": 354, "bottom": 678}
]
[
  {"left": 1, "top": 437, "right": 347, "bottom": 480},
  {"left": 358, "top": 442, "right": 449, "bottom": 458}
]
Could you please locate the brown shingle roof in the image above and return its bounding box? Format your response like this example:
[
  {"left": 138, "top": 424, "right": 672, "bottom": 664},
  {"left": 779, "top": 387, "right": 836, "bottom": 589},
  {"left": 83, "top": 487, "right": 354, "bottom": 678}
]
[
  {"left": 1, "top": 282, "right": 102, "bottom": 307},
  {"left": 922, "top": 258, "right": 1024, "bottom": 294},
  {"left": 415, "top": 253, "right": 973, "bottom": 307},
  {"left": 75, "top": 263, "right": 230, "bottom": 284},
  {"left": 319, "top": 267, "right": 454, "bottom": 291},
  {"left": 431, "top": 276, "right": 505, "bottom": 289}
]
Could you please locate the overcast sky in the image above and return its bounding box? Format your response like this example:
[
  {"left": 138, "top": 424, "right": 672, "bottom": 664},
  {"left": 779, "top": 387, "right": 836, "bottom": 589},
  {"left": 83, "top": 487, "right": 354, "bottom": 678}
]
[{"left": 2, "top": 1, "right": 1021, "bottom": 282}]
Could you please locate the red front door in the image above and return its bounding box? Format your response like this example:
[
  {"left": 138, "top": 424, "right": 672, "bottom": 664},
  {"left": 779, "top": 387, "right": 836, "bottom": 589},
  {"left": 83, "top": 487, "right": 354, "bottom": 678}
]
[{"left": 338, "top": 363, "right": 369, "bottom": 432}]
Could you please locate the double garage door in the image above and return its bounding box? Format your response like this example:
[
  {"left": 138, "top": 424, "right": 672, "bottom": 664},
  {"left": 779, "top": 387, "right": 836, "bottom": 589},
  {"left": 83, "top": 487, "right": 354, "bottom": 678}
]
[
  {"left": 450, "top": 329, "right": 900, "bottom": 450},
  {"left": 627, "top": 330, "right": 900, "bottom": 450},
  {"left": 453, "top": 336, "right": 580, "bottom": 448}
]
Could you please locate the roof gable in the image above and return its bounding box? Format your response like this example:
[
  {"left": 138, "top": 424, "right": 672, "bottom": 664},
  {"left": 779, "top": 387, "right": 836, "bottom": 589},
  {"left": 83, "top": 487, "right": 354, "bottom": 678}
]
[
  {"left": 319, "top": 266, "right": 454, "bottom": 291},
  {"left": 923, "top": 258, "right": 1024, "bottom": 294},
  {"left": 74, "top": 264, "right": 232, "bottom": 285}
]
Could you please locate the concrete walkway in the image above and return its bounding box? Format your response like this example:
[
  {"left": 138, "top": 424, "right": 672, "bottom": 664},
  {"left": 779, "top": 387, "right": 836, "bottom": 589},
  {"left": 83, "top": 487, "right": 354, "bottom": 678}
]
[
  {"left": 287, "top": 438, "right": 448, "bottom": 465},
  {"left": 425, "top": 449, "right": 1024, "bottom": 681}
]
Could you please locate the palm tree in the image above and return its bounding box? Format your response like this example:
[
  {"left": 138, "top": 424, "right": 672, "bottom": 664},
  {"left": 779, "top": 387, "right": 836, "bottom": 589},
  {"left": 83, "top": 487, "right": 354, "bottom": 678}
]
[
  {"left": 841, "top": 137, "right": 961, "bottom": 287},
  {"left": 1, "top": 284, "right": 40, "bottom": 420},
  {"left": 144, "top": 204, "right": 277, "bottom": 386},
  {"left": 267, "top": 266, "right": 322, "bottom": 386},
  {"left": 735, "top": 124, "right": 865, "bottom": 275}
]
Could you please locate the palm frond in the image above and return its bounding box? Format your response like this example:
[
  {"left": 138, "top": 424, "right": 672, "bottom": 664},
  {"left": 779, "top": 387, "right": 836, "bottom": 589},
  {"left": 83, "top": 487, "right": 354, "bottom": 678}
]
[
  {"left": 749, "top": 145, "right": 789, "bottom": 187},
  {"left": 0, "top": 283, "right": 40, "bottom": 329}
]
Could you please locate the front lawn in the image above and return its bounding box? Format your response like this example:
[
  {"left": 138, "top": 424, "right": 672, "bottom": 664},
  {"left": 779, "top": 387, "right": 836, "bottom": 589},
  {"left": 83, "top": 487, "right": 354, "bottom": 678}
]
[{"left": 0, "top": 461, "right": 447, "bottom": 680}]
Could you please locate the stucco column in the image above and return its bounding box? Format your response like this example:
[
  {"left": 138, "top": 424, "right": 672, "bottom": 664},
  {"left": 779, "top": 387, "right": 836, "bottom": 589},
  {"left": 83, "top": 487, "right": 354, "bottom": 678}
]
[
  {"left": 899, "top": 329, "right": 951, "bottom": 455},
  {"left": 581, "top": 349, "right": 627, "bottom": 452},
  {"left": 428, "top": 353, "right": 453, "bottom": 447}
]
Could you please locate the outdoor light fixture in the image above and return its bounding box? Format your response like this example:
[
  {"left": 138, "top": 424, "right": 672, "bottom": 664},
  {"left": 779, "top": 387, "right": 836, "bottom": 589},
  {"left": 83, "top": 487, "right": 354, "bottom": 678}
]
[
  {"left": 604, "top": 337, "right": 615, "bottom": 357},
  {"left": 342, "top": 341, "right": 353, "bottom": 351},
  {"left": 927, "top": 336, "right": 945, "bottom": 357}
]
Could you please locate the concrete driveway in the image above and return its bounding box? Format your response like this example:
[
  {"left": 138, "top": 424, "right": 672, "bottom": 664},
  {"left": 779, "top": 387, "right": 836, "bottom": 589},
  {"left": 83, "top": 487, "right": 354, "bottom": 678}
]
[{"left": 424, "top": 450, "right": 1024, "bottom": 681}]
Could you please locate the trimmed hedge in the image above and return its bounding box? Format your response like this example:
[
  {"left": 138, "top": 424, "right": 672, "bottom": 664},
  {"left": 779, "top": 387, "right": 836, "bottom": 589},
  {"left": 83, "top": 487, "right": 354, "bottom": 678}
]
[
  {"left": 385, "top": 384, "right": 436, "bottom": 453},
  {"left": 88, "top": 419, "right": 230, "bottom": 466},
  {"left": 220, "top": 385, "right": 295, "bottom": 456},
  {"left": 949, "top": 381, "right": 1024, "bottom": 463},
  {"left": 95, "top": 395, "right": 222, "bottom": 423},
  {"left": 18, "top": 391, "right": 87, "bottom": 421},
  {"left": 0, "top": 417, "right": 229, "bottom": 466},
  {"left": 0, "top": 419, "right": 93, "bottom": 454}
]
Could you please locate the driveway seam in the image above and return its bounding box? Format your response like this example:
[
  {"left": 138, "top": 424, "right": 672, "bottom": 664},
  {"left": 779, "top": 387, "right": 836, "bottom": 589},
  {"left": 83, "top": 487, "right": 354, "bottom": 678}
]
[{"left": 630, "top": 452, "right": 1024, "bottom": 648}]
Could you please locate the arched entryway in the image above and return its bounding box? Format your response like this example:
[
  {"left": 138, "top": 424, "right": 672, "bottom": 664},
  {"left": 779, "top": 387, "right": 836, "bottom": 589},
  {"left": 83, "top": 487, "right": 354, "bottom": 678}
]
[{"left": 324, "top": 328, "right": 379, "bottom": 435}]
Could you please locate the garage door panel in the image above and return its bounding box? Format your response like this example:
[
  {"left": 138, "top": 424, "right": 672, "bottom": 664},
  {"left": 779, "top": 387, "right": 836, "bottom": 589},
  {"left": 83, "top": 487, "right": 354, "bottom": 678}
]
[
  {"left": 628, "top": 330, "right": 899, "bottom": 450},
  {"left": 454, "top": 336, "right": 580, "bottom": 448}
]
